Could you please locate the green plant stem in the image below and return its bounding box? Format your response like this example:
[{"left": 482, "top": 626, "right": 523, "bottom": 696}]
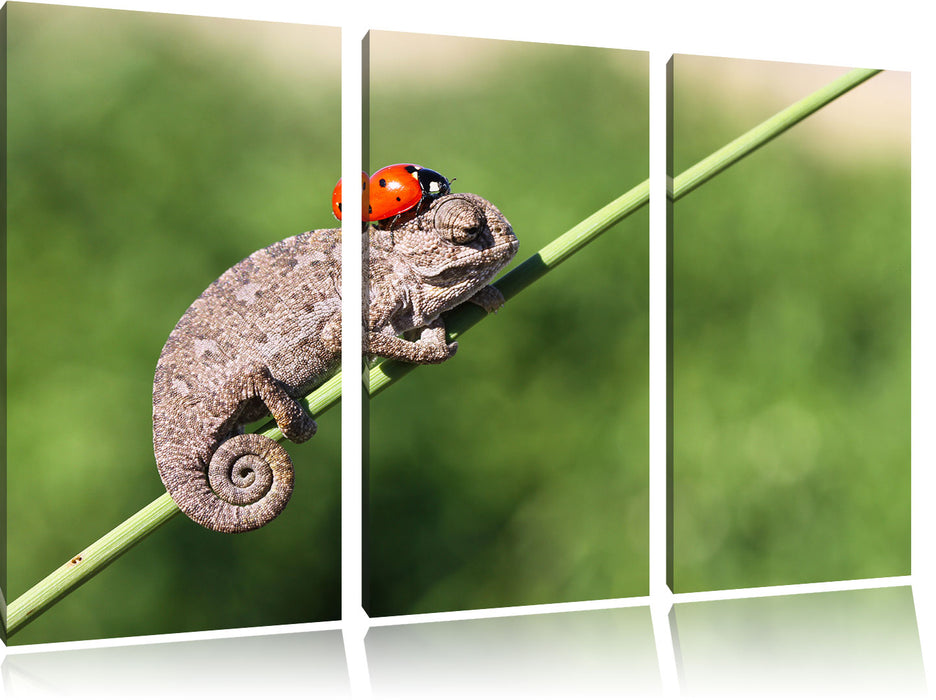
[
  {"left": 367, "top": 178, "right": 650, "bottom": 396},
  {"left": 671, "top": 67, "right": 881, "bottom": 200},
  {"left": 5, "top": 493, "right": 179, "bottom": 637},
  {"left": 5, "top": 372, "right": 344, "bottom": 639},
  {"left": 4, "top": 66, "right": 882, "bottom": 639}
]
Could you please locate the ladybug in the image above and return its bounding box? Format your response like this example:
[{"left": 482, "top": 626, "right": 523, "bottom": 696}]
[
  {"left": 331, "top": 171, "right": 370, "bottom": 221},
  {"left": 369, "top": 163, "right": 451, "bottom": 221}
]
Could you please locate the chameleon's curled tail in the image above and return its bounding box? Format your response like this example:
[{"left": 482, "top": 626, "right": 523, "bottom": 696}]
[{"left": 163, "top": 433, "right": 294, "bottom": 534}]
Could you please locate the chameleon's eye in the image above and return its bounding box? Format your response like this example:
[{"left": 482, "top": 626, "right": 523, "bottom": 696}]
[
  {"left": 434, "top": 195, "right": 483, "bottom": 244},
  {"left": 460, "top": 224, "right": 480, "bottom": 241}
]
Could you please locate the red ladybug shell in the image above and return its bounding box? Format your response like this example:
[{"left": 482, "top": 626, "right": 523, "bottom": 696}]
[
  {"left": 331, "top": 172, "right": 369, "bottom": 221},
  {"left": 369, "top": 164, "right": 450, "bottom": 221}
]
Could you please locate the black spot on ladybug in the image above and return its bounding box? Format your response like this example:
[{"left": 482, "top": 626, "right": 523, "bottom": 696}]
[
  {"left": 378, "top": 178, "right": 387, "bottom": 188},
  {"left": 338, "top": 203, "right": 342, "bottom": 211},
  {"left": 396, "top": 197, "right": 401, "bottom": 202},
  {"left": 404, "top": 165, "right": 418, "bottom": 174}
]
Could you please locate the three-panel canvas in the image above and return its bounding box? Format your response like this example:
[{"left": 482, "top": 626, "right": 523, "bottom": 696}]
[{"left": 1, "top": 2, "right": 917, "bottom": 692}]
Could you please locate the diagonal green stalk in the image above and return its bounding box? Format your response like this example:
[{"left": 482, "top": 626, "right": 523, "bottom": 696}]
[
  {"left": 4, "top": 372, "right": 342, "bottom": 638},
  {"left": 5, "top": 493, "right": 180, "bottom": 638},
  {"left": 367, "top": 179, "right": 650, "bottom": 396},
  {"left": 672, "top": 67, "right": 881, "bottom": 199},
  {"left": 4, "top": 66, "right": 881, "bottom": 639}
]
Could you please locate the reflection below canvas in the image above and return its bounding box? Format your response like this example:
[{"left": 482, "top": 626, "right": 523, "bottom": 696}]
[{"left": 672, "top": 586, "right": 925, "bottom": 696}]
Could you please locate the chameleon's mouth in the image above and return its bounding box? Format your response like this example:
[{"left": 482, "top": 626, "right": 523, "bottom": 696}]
[{"left": 413, "top": 235, "right": 518, "bottom": 282}]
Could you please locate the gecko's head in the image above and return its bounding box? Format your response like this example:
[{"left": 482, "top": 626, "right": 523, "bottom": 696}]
[{"left": 387, "top": 193, "right": 519, "bottom": 294}]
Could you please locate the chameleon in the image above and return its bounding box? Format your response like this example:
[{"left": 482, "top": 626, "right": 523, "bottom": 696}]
[{"left": 153, "top": 192, "right": 519, "bottom": 533}]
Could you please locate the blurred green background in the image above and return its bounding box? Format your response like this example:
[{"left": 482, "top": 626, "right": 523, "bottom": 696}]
[
  {"left": 6, "top": 4, "right": 340, "bottom": 644},
  {"left": 366, "top": 33, "right": 650, "bottom": 615},
  {"left": 671, "top": 57, "right": 910, "bottom": 591}
]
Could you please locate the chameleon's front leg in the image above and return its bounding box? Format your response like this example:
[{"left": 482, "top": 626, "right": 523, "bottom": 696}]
[
  {"left": 467, "top": 284, "right": 506, "bottom": 313},
  {"left": 367, "top": 318, "right": 457, "bottom": 364}
]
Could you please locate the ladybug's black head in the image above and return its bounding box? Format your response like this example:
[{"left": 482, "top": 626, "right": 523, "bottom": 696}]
[{"left": 416, "top": 167, "right": 452, "bottom": 199}]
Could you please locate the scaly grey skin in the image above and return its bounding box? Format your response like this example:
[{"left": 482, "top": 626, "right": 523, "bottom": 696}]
[{"left": 154, "top": 193, "right": 518, "bottom": 533}]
